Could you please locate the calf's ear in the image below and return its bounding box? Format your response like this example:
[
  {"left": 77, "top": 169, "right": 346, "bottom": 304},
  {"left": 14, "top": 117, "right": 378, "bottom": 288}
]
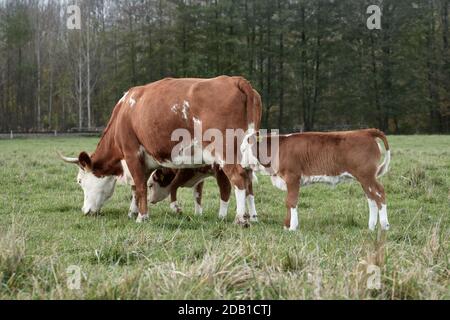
[{"left": 79, "top": 152, "right": 92, "bottom": 171}]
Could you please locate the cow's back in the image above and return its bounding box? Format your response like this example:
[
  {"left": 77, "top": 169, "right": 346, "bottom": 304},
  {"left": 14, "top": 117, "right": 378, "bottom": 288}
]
[{"left": 115, "top": 76, "right": 252, "bottom": 164}]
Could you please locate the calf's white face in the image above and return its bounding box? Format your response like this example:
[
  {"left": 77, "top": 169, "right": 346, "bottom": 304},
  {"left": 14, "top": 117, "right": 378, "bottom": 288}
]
[
  {"left": 147, "top": 172, "right": 171, "bottom": 204},
  {"left": 77, "top": 168, "right": 116, "bottom": 214}
]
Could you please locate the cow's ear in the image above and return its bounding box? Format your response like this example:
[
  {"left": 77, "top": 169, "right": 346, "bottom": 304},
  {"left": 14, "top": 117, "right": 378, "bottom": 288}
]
[
  {"left": 153, "top": 170, "right": 161, "bottom": 182},
  {"left": 79, "top": 152, "right": 92, "bottom": 171}
]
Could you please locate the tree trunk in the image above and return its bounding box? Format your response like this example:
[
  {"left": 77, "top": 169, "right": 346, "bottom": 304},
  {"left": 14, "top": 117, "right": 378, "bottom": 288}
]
[
  {"left": 36, "top": 11, "right": 41, "bottom": 130},
  {"left": 78, "top": 37, "right": 83, "bottom": 130},
  {"left": 370, "top": 33, "right": 382, "bottom": 130},
  {"left": 86, "top": 11, "right": 91, "bottom": 129}
]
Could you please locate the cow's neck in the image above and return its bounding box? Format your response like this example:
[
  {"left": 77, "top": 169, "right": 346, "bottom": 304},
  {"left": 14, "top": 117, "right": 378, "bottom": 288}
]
[{"left": 91, "top": 124, "right": 123, "bottom": 177}]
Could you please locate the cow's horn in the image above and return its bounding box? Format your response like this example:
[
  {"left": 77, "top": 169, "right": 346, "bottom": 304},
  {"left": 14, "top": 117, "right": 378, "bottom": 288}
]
[{"left": 57, "top": 151, "right": 79, "bottom": 164}]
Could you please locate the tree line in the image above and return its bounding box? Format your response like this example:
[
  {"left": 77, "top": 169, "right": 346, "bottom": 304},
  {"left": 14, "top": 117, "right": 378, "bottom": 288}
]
[{"left": 0, "top": 0, "right": 448, "bottom": 134}]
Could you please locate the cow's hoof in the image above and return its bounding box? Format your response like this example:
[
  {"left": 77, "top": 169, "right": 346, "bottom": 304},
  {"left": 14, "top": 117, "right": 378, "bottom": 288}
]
[
  {"left": 136, "top": 214, "right": 149, "bottom": 223},
  {"left": 128, "top": 211, "right": 138, "bottom": 219},
  {"left": 250, "top": 215, "right": 258, "bottom": 223},
  {"left": 234, "top": 216, "right": 250, "bottom": 228}
]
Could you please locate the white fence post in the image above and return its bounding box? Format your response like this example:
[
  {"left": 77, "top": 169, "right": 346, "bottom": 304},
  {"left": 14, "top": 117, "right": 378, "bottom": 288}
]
[{"left": 10, "top": 130, "right": 13, "bottom": 139}]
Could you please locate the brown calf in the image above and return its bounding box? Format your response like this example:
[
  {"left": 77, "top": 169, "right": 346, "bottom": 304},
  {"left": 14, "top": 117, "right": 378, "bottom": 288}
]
[
  {"left": 145, "top": 166, "right": 258, "bottom": 221},
  {"left": 242, "top": 129, "right": 391, "bottom": 231}
]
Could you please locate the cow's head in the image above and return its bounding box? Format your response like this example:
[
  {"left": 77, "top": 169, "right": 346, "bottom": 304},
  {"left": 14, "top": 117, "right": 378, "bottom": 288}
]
[
  {"left": 58, "top": 151, "right": 116, "bottom": 214},
  {"left": 147, "top": 169, "right": 176, "bottom": 204}
]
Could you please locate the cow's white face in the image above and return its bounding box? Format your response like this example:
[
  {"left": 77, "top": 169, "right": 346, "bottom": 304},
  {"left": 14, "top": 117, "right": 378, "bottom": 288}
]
[
  {"left": 77, "top": 168, "right": 116, "bottom": 214},
  {"left": 147, "top": 171, "right": 171, "bottom": 204}
]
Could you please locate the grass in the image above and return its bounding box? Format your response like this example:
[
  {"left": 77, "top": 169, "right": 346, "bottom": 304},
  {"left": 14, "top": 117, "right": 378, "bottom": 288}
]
[{"left": 0, "top": 135, "right": 449, "bottom": 300}]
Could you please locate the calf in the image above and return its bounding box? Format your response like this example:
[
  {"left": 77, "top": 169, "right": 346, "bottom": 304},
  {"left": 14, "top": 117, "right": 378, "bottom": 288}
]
[
  {"left": 242, "top": 129, "right": 391, "bottom": 231},
  {"left": 147, "top": 166, "right": 258, "bottom": 221}
]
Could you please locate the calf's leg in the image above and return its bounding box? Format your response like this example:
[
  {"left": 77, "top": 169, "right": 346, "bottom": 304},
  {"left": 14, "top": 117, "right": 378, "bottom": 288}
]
[
  {"left": 360, "top": 177, "right": 390, "bottom": 231},
  {"left": 284, "top": 176, "right": 300, "bottom": 231},
  {"left": 216, "top": 168, "right": 231, "bottom": 219},
  {"left": 193, "top": 182, "right": 204, "bottom": 215},
  {"left": 169, "top": 188, "right": 182, "bottom": 214},
  {"left": 246, "top": 178, "right": 258, "bottom": 222},
  {"left": 128, "top": 186, "right": 139, "bottom": 219}
]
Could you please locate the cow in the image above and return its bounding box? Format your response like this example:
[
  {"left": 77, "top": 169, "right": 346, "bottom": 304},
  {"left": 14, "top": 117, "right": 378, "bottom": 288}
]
[
  {"left": 58, "top": 76, "right": 261, "bottom": 226},
  {"left": 241, "top": 129, "right": 391, "bottom": 231},
  {"left": 146, "top": 166, "right": 259, "bottom": 221}
]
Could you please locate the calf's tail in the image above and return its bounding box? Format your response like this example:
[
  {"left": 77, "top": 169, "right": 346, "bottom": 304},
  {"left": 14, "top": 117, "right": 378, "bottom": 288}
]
[{"left": 368, "top": 129, "right": 391, "bottom": 177}]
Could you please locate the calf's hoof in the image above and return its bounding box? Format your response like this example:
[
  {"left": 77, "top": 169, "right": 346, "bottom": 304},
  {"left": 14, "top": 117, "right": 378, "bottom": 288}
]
[
  {"left": 381, "top": 223, "right": 390, "bottom": 231},
  {"left": 234, "top": 216, "right": 250, "bottom": 228},
  {"left": 170, "top": 202, "right": 183, "bottom": 215},
  {"left": 136, "top": 214, "right": 149, "bottom": 223}
]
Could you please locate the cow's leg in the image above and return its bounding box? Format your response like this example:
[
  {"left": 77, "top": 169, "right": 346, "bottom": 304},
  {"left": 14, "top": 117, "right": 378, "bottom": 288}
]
[
  {"left": 216, "top": 168, "right": 231, "bottom": 219},
  {"left": 193, "top": 182, "right": 204, "bottom": 215},
  {"left": 373, "top": 180, "right": 389, "bottom": 230},
  {"left": 128, "top": 185, "right": 139, "bottom": 219},
  {"left": 360, "top": 177, "right": 389, "bottom": 231},
  {"left": 223, "top": 165, "right": 250, "bottom": 227},
  {"left": 284, "top": 175, "right": 300, "bottom": 231},
  {"left": 125, "top": 156, "right": 150, "bottom": 223},
  {"left": 169, "top": 188, "right": 182, "bottom": 214},
  {"left": 246, "top": 175, "right": 258, "bottom": 222}
]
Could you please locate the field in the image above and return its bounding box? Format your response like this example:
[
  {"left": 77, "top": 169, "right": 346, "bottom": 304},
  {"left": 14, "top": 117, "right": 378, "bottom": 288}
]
[{"left": 0, "top": 136, "right": 449, "bottom": 300}]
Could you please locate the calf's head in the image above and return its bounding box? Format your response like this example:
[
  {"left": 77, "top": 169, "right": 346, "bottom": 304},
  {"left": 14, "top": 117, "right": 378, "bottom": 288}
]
[
  {"left": 148, "top": 169, "right": 176, "bottom": 204},
  {"left": 59, "top": 151, "right": 116, "bottom": 214}
]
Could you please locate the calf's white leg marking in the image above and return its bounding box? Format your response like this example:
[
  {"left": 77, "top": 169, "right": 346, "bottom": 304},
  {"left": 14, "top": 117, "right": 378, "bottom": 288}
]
[
  {"left": 219, "top": 200, "right": 229, "bottom": 219},
  {"left": 379, "top": 204, "right": 390, "bottom": 230},
  {"left": 367, "top": 199, "right": 379, "bottom": 231},
  {"left": 247, "top": 195, "right": 258, "bottom": 222},
  {"left": 193, "top": 189, "right": 203, "bottom": 215}
]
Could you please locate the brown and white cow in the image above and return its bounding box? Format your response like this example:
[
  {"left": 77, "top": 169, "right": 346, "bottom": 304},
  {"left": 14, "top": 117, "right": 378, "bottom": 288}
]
[
  {"left": 146, "top": 166, "right": 258, "bottom": 221},
  {"left": 59, "top": 76, "right": 260, "bottom": 226},
  {"left": 241, "top": 129, "right": 391, "bottom": 231}
]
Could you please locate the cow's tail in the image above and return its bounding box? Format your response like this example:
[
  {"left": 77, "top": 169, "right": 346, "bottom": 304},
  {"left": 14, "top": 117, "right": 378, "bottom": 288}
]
[
  {"left": 367, "top": 129, "right": 391, "bottom": 177},
  {"left": 236, "top": 77, "right": 260, "bottom": 169},
  {"left": 236, "top": 77, "right": 260, "bottom": 134}
]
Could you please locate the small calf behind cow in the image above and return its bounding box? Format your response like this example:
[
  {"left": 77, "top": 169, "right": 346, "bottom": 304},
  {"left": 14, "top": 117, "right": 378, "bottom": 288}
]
[
  {"left": 242, "top": 129, "right": 391, "bottom": 231},
  {"left": 146, "top": 166, "right": 258, "bottom": 221}
]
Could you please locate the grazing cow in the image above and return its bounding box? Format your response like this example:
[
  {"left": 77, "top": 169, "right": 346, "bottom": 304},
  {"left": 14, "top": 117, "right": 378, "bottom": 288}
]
[
  {"left": 241, "top": 129, "right": 391, "bottom": 231},
  {"left": 59, "top": 76, "right": 260, "bottom": 226},
  {"left": 146, "top": 166, "right": 258, "bottom": 221}
]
